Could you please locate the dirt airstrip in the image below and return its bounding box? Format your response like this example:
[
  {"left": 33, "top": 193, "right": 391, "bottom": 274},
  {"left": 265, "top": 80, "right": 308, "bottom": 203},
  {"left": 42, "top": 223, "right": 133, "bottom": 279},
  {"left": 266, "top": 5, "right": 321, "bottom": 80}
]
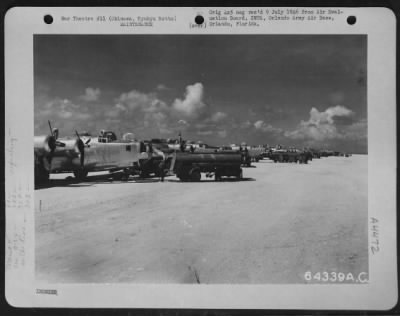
[{"left": 35, "top": 155, "right": 368, "bottom": 284}]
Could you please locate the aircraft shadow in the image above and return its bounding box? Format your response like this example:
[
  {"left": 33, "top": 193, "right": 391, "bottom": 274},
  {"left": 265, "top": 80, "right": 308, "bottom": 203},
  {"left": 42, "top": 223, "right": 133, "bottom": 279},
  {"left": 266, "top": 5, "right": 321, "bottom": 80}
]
[
  {"left": 35, "top": 179, "right": 96, "bottom": 190},
  {"left": 35, "top": 173, "right": 169, "bottom": 189},
  {"left": 35, "top": 173, "right": 256, "bottom": 189}
]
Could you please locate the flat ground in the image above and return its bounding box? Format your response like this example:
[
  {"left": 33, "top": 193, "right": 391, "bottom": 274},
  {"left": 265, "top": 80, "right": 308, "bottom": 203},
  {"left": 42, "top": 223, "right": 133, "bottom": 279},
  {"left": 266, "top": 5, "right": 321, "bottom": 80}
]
[{"left": 35, "top": 155, "right": 368, "bottom": 284}]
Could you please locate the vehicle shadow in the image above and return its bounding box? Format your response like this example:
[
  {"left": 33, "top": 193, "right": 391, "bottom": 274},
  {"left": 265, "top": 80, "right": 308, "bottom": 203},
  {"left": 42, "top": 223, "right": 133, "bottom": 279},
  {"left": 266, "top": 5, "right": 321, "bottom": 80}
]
[
  {"left": 166, "top": 177, "right": 256, "bottom": 183},
  {"left": 131, "top": 178, "right": 163, "bottom": 183}
]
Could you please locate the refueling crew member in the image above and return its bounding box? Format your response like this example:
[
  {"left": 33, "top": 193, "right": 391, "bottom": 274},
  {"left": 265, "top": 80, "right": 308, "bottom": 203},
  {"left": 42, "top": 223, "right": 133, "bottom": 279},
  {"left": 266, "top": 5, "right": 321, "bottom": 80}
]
[{"left": 158, "top": 159, "right": 166, "bottom": 182}]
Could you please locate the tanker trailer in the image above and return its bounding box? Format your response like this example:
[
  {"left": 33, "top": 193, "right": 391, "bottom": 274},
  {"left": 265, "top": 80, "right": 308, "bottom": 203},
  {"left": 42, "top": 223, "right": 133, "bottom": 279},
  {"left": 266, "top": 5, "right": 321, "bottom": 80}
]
[{"left": 171, "top": 151, "right": 243, "bottom": 182}]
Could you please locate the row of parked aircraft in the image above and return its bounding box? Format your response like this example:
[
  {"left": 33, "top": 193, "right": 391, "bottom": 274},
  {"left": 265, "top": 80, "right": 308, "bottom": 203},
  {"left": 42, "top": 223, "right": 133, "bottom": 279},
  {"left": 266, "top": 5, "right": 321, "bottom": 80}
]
[
  {"left": 34, "top": 121, "right": 168, "bottom": 185},
  {"left": 34, "top": 121, "right": 351, "bottom": 185}
]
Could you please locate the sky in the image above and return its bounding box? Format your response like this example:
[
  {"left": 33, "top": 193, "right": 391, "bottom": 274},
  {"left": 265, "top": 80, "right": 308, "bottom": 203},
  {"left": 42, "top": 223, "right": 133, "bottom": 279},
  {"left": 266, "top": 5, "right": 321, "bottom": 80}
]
[{"left": 34, "top": 35, "right": 367, "bottom": 153}]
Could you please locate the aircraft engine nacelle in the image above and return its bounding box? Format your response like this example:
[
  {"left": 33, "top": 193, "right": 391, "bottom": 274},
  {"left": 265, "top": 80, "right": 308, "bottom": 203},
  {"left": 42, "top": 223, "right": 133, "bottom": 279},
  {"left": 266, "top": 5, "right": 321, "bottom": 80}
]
[
  {"left": 46, "top": 138, "right": 84, "bottom": 172},
  {"left": 34, "top": 135, "right": 56, "bottom": 155}
]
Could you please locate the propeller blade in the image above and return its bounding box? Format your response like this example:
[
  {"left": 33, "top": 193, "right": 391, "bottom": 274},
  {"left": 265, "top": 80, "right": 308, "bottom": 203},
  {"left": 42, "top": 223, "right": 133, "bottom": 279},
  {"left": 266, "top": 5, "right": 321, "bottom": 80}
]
[
  {"left": 76, "top": 138, "right": 85, "bottom": 168},
  {"left": 80, "top": 149, "right": 85, "bottom": 168},
  {"left": 74, "top": 131, "right": 85, "bottom": 168},
  {"left": 45, "top": 135, "right": 57, "bottom": 170},
  {"left": 48, "top": 120, "right": 53, "bottom": 137},
  {"left": 85, "top": 138, "right": 91, "bottom": 145}
]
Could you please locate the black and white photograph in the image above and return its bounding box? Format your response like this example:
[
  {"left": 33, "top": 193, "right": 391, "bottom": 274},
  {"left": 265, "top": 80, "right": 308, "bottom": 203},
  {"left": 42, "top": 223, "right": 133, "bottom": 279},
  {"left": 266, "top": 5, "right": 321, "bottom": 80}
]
[
  {"left": 5, "top": 7, "right": 397, "bottom": 309},
  {"left": 33, "top": 34, "right": 368, "bottom": 284}
]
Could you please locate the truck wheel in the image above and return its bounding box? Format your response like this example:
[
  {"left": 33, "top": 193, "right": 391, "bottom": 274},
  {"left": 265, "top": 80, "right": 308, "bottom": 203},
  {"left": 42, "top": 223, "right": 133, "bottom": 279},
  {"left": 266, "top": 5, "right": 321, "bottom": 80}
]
[
  {"left": 74, "top": 169, "right": 88, "bottom": 180},
  {"left": 139, "top": 170, "right": 149, "bottom": 178},
  {"left": 178, "top": 175, "right": 188, "bottom": 182},
  {"left": 112, "top": 172, "right": 123, "bottom": 180},
  {"left": 190, "top": 169, "right": 201, "bottom": 182}
]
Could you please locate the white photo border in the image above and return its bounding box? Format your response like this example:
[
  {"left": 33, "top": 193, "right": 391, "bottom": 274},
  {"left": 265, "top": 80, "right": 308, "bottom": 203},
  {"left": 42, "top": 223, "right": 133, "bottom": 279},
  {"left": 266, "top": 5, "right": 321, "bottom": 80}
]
[{"left": 4, "top": 7, "right": 397, "bottom": 309}]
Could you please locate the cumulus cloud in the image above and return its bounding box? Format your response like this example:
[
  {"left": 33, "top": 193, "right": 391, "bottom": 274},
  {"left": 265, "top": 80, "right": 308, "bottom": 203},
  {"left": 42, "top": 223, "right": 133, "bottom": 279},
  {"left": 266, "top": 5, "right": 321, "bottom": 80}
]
[
  {"left": 35, "top": 97, "right": 94, "bottom": 134},
  {"left": 284, "top": 105, "right": 362, "bottom": 142},
  {"left": 156, "top": 84, "right": 169, "bottom": 91},
  {"left": 211, "top": 111, "right": 227, "bottom": 122},
  {"left": 254, "top": 120, "right": 264, "bottom": 130},
  {"left": 35, "top": 82, "right": 235, "bottom": 140},
  {"left": 240, "top": 120, "right": 252, "bottom": 129},
  {"left": 104, "top": 84, "right": 209, "bottom": 137},
  {"left": 172, "top": 83, "right": 205, "bottom": 117},
  {"left": 37, "top": 98, "right": 79, "bottom": 119},
  {"left": 80, "top": 87, "right": 101, "bottom": 102},
  {"left": 116, "top": 90, "right": 167, "bottom": 113},
  {"left": 343, "top": 118, "right": 367, "bottom": 141},
  {"left": 254, "top": 120, "right": 283, "bottom": 134}
]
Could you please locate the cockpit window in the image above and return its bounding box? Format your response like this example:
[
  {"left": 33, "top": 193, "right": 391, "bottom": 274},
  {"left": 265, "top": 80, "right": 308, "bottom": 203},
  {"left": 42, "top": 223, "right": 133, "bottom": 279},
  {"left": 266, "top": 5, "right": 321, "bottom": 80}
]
[{"left": 98, "top": 131, "right": 117, "bottom": 143}]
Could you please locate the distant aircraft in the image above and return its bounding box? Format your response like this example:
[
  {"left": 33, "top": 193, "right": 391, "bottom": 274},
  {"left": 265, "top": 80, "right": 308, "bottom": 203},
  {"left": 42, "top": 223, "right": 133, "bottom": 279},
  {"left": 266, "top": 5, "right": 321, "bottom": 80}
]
[{"left": 34, "top": 121, "right": 156, "bottom": 184}]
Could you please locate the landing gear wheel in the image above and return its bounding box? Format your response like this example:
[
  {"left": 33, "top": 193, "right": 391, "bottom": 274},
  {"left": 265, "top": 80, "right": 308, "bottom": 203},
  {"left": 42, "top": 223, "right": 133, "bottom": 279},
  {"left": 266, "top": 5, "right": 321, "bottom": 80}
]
[{"left": 139, "top": 170, "right": 149, "bottom": 178}]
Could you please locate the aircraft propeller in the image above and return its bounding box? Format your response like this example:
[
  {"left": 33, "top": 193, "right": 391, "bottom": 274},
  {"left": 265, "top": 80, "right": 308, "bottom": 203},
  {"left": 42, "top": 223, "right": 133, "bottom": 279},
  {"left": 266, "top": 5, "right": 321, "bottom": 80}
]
[
  {"left": 75, "top": 131, "right": 91, "bottom": 168},
  {"left": 48, "top": 120, "right": 66, "bottom": 147},
  {"left": 46, "top": 120, "right": 66, "bottom": 166}
]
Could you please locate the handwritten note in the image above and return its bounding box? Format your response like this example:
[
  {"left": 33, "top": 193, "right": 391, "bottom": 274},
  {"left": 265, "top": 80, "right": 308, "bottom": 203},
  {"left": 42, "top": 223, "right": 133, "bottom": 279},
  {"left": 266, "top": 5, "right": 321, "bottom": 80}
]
[
  {"left": 6, "top": 215, "right": 27, "bottom": 270},
  {"left": 6, "top": 128, "right": 18, "bottom": 176},
  {"left": 6, "top": 184, "right": 31, "bottom": 209}
]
